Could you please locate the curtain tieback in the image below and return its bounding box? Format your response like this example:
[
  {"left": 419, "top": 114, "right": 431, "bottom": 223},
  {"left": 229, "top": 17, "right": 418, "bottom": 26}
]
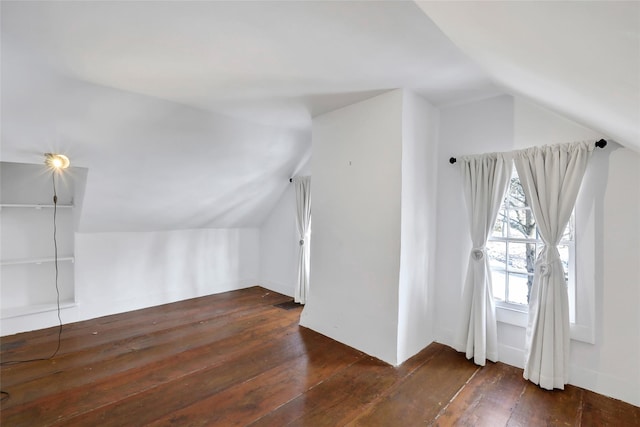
[
  {"left": 299, "top": 239, "right": 305, "bottom": 246},
  {"left": 538, "top": 258, "right": 561, "bottom": 278},
  {"left": 538, "top": 263, "right": 552, "bottom": 277},
  {"left": 537, "top": 247, "right": 561, "bottom": 277},
  {"left": 471, "top": 247, "right": 485, "bottom": 261}
]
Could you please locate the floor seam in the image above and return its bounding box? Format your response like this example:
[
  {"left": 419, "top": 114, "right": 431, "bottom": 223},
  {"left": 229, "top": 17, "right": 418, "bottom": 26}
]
[
  {"left": 429, "top": 364, "right": 482, "bottom": 426},
  {"left": 504, "top": 380, "right": 528, "bottom": 426}
]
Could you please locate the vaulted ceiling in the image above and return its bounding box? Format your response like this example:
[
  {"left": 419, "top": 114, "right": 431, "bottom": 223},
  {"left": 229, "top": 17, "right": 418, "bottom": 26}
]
[
  {"left": 416, "top": 1, "right": 640, "bottom": 153},
  {"left": 1, "top": 1, "right": 637, "bottom": 232}
]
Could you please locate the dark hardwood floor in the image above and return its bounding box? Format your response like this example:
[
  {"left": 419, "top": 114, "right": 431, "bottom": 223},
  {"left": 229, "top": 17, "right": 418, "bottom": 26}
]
[{"left": 1, "top": 286, "right": 638, "bottom": 426}]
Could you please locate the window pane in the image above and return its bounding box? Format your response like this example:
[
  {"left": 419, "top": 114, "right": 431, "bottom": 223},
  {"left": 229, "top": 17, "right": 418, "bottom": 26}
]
[
  {"left": 507, "top": 209, "right": 536, "bottom": 239},
  {"left": 491, "top": 269, "right": 506, "bottom": 301},
  {"left": 508, "top": 242, "right": 536, "bottom": 275},
  {"left": 507, "top": 175, "right": 528, "bottom": 208},
  {"left": 558, "top": 245, "right": 570, "bottom": 281},
  {"left": 487, "top": 241, "right": 506, "bottom": 301},
  {"left": 507, "top": 272, "right": 530, "bottom": 305},
  {"left": 492, "top": 210, "right": 507, "bottom": 238},
  {"left": 487, "top": 241, "right": 506, "bottom": 270},
  {"left": 561, "top": 215, "right": 574, "bottom": 242}
]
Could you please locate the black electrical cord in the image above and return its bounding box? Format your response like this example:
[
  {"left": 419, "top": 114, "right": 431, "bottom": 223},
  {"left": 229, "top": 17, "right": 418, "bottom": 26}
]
[
  {"left": 50, "top": 171, "right": 63, "bottom": 358},
  {"left": 0, "top": 172, "right": 65, "bottom": 402}
]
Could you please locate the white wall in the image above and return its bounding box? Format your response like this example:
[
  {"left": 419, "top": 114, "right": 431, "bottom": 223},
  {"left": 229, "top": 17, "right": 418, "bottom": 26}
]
[
  {"left": 300, "top": 90, "right": 404, "bottom": 364},
  {"left": 258, "top": 188, "right": 298, "bottom": 297},
  {"left": 434, "top": 95, "right": 515, "bottom": 347},
  {"left": 569, "top": 146, "right": 640, "bottom": 406},
  {"left": 435, "top": 94, "right": 640, "bottom": 406},
  {"left": 0, "top": 228, "right": 260, "bottom": 335},
  {"left": 397, "top": 91, "right": 438, "bottom": 363}
]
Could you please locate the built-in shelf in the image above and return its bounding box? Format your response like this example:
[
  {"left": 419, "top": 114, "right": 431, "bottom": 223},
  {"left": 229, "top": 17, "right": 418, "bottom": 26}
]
[
  {"left": 1, "top": 162, "right": 79, "bottom": 329},
  {"left": 0, "top": 203, "right": 74, "bottom": 209},
  {"left": 0, "top": 256, "right": 75, "bottom": 266},
  {"left": 1, "top": 300, "right": 77, "bottom": 319}
]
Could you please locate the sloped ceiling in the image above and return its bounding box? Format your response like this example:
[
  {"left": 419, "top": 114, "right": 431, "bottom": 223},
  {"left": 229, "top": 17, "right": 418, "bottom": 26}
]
[
  {"left": 416, "top": 1, "right": 640, "bottom": 153},
  {"left": 3, "top": 2, "right": 635, "bottom": 233},
  {"left": 1, "top": 1, "right": 499, "bottom": 232}
]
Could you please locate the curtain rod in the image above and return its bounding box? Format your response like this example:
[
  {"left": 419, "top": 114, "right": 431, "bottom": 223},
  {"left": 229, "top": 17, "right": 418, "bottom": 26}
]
[{"left": 448, "top": 139, "right": 607, "bottom": 164}]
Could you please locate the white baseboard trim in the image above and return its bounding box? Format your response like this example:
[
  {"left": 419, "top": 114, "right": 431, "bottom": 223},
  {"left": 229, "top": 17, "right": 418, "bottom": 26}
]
[
  {"left": 499, "top": 344, "right": 638, "bottom": 407},
  {"left": 1, "top": 280, "right": 256, "bottom": 336},
  {"left": 257, "top": 280, "right": 294, "bottom": 298},
  {"left": 570, "top": 364, "right": 640, "bottom": 407}
]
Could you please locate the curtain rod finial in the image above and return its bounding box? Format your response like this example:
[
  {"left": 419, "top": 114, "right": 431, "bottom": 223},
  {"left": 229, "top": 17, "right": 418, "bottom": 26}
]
[
  {"left": 449, "top": 157, "right": 457, "bottom": 164},
  {"left": 595, "top": 139, "right": 607, "bottom": 149}
]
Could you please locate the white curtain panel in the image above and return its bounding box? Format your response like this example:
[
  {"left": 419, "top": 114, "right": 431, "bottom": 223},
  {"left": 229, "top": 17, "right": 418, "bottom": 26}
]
[
  {"left": 514, "top": 141, "right": 594, "bottom": 390},
  {"left": 293, "top": 176, "right": 311, "bottom": 304},
  {"left": 456, "top": 153, "right": 511, "bottom": 366}
]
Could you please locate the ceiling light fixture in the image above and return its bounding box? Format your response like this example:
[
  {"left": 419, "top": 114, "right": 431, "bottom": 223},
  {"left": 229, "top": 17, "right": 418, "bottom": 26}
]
[{"left": 44, "top": 153, "right": 70, "bottom": 171}]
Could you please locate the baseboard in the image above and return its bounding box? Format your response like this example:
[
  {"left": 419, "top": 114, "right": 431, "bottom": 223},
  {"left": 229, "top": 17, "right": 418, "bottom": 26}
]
[
  {"left": 497, "top": 344, "right": 638, "bottom": 407},
  {"left": 76, "top": 280, "right": 255, "bottom": 318},
  {"left": 436, "top": 329, "right": 525, "bottom": 370},
  {"left": 570, "top": 364, "right": 640, "bottom": 407},
  {"left": 0, "top": 280, "right": 256, "bottom": 336},
  {"left": 257, "top": 279, "right": 294, "bottom": 298}
]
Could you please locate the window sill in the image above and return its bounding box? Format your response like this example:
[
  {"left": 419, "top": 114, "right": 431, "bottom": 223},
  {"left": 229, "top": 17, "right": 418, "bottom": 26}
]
[
  {"left": 496, "top": 304, "right": 594, "bottom": 344},
  {"left": 496, "top": 304, "right": 528, "bottom": 328}
]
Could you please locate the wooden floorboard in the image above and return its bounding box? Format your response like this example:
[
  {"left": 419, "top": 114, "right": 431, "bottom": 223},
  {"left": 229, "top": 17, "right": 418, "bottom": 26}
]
[
  {"left": 432, "top": 360, "right": 524, "bottom": 427},
  {"left": 2, "top": 286, "right": 638, "bottom": 426}
]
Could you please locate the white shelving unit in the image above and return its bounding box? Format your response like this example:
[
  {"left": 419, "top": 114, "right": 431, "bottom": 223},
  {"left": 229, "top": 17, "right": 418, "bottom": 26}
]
[{"left": 1, "top": 162, "right": 77, "bottom": 320}]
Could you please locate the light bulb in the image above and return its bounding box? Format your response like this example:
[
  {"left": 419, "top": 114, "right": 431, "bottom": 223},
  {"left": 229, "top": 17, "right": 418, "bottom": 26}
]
[{"left": 45, "top": 153, "right": 70, "bottom": 170}]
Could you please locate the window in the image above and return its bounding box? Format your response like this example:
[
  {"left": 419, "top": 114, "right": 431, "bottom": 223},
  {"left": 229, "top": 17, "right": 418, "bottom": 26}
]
[{"left": 487, "top": 167, "right": 575, "bottom": 316}]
